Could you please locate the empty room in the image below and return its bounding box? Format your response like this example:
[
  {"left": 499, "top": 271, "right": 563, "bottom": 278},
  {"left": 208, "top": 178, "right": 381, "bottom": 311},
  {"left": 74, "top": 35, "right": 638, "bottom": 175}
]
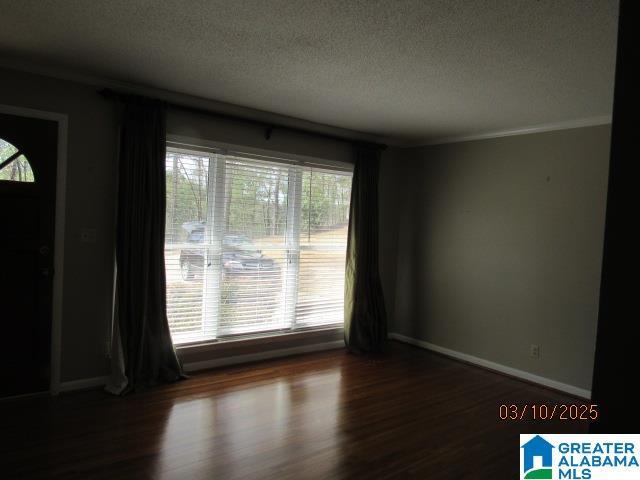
[{"left": 0, "top": 1, "right": 633, "bottom": 479}]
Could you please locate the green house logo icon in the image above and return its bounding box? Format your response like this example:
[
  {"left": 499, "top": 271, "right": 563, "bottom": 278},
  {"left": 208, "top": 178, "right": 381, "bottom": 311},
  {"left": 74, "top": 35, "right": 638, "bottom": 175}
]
[{"left": 521, "top": 435, "right": 554, "bottom": 479}]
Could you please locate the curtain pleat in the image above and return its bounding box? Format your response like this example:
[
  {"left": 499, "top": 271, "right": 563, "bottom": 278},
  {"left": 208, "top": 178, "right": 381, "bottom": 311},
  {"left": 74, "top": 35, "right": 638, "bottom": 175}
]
[
  {"left": 344, "top": 147, "right": 387, "bottom": 353},
  {"left": 107, "top": 95, "right": 184, "bottom": 394}
]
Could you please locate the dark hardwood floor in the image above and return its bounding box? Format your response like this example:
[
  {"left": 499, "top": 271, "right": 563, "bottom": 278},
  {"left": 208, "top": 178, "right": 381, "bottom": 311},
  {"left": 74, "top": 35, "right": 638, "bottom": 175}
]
[{"left": 1, "top": 342, "right": 587, "bottom": 479}]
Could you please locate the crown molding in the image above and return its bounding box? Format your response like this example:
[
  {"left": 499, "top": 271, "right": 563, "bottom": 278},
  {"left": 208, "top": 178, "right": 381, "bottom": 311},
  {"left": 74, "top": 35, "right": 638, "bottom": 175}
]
[
  {"left": 412, "top": 115, "right": 612, "bottom": 147},
  {"left": 0, "top": 59, "right": 612, "bottom": 149},
  {"left": 0, "top": 58, "right": 386, "bottom": 145}
]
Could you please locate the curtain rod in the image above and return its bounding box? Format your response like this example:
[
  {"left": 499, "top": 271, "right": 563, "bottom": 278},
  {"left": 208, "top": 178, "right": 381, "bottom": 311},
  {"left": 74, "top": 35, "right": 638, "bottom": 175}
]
[{"left": 99, "top": 88, "right": 386, "bottom": 151}]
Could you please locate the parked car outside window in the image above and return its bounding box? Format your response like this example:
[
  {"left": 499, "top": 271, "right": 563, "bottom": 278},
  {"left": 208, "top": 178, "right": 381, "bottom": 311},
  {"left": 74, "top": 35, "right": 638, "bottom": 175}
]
[{"left": 179, "top": 222, "right": 279, "bottom": 281}]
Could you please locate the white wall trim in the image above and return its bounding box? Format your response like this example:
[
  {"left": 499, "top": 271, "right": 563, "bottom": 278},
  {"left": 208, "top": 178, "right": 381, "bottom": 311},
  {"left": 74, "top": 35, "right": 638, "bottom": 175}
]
[
  {"left": 0, "top": 391, "right": 50, "bottom": 402},
  {"left": 59, "top": 376, "right": 109, "bottom": 393},
  {"left": 389, "top": 333, "right": 591, "bottom": 399},
  {"left": 55, "top": 341, "right": 344, "bottom": 392},
  {"left": 1, "top": 60, "right": 611, "bottom": 149},
  {"left": 0, "top": 60, "right": 385, "bottom": 145},
  {"left": 0, "top": 104, "right": 68, "bottom": 396},
  {"left": 418, "top": 115, "right": 612, "bottom": 147},
  {"left": 183, "top": 340, "right": 344, "bottom": 373}
]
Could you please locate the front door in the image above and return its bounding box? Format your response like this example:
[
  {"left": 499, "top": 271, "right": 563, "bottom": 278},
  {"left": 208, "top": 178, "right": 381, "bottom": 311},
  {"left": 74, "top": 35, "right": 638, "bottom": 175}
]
[{"left": 0, "top": 112, "right": 58, "bottom": 397}]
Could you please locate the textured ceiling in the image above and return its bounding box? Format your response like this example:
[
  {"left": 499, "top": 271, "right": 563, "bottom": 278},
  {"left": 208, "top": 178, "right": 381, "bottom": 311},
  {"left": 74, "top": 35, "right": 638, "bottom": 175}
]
[{"left": 0, "top": 0, "right": 618, "bottom": 144}]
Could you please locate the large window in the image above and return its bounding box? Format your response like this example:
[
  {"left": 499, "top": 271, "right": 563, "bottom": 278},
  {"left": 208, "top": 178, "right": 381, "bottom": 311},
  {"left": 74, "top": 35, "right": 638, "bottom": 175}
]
[{"left": 164, "top": 146, "right": 352, "bottom": 344}]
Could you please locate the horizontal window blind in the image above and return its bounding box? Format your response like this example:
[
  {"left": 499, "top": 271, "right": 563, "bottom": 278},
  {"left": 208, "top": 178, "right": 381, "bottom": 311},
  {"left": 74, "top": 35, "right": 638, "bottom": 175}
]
[
  {"left": 164, "top": 147, "right": 352, "bottom": 344},
  {"left": 297, "top": 168, "right": 351, "bottom": 328}
]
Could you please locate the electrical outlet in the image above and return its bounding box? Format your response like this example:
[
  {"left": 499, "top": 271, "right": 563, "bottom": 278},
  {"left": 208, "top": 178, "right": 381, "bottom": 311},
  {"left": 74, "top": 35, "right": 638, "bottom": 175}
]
[{"left": 530, "top": 344, "right": 540, "bottom": 359}]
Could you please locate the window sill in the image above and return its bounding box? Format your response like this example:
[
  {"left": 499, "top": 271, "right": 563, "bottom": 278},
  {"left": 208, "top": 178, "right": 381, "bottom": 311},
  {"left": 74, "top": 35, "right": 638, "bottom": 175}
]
[{"left": 176, "top": 326, "right": 344, "bottom": 366}]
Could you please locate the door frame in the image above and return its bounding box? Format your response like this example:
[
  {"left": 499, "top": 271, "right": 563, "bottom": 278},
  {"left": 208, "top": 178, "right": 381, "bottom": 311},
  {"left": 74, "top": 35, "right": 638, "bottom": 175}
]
[{"left": 0, "top": 104, "right": 68, "bottom": 396}]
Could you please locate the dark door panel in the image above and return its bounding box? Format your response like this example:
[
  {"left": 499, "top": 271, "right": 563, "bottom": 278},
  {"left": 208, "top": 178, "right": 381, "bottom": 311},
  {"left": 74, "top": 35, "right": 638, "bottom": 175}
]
[{"left": 0, "top": 113, "right": 57, "bottom": 397}]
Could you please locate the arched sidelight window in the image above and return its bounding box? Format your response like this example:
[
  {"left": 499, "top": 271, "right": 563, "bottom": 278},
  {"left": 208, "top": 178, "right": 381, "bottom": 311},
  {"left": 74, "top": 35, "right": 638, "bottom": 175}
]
[{"left": 0, "top": 137, "right": 35, "bottom": 182}]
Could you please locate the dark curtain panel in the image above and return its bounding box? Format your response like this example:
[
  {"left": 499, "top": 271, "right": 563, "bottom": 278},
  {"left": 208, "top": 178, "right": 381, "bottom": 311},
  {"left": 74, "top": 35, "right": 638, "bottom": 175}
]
[
  {"left": 344, "top": 146, "right": 387, "bottom": 353},
  {"left": 112, "top": 95, "right": 184, "bottom": 394},
  {"left": 590, "top": 0, "right": 632, "bottom": 432}
]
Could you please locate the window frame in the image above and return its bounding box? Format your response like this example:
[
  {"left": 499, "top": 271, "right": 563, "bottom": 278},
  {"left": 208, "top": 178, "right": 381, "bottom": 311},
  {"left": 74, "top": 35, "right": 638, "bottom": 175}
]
[
  {"left": 0, "top": 137, "right": 36, "bottom": 183},
  {"left": 165, "top": 138, "right": 353, "bottom": 347}
]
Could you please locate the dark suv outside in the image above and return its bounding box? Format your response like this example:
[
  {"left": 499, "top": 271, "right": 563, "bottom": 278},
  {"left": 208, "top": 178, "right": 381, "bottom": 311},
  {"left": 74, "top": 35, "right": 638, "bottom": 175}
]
[{"left": 179, "top": 222, "right": 279, "bottom": 281}]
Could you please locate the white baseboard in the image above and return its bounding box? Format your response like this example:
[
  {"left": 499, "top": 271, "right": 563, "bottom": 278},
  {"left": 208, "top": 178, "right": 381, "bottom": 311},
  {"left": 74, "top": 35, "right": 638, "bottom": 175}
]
[
  {"left": 183, "top": 340, "right": 345, "bottom": 373},
  {"left": 54, "top": 342, "right": 344, "bottom": 392},
  {"left": 0, "top": 391, "right": 50, "bottom": 402},
  {"left": 389, "top": 332, "right": 591, "bottom": 399},
  {"left": 59, "top": 376, "right": 109, "bottom": 393}
]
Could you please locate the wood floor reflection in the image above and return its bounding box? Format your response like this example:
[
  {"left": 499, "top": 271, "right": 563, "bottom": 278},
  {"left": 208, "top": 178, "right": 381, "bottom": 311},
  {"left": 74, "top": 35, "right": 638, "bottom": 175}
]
[{"left": 1, "top": 342, "right": 587, "bottom": 479}]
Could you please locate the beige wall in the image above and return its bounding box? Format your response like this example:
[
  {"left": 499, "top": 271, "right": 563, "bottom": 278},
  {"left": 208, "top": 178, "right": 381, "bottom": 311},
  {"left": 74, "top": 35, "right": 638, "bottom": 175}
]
[
  {"left": 382, "top": 126, "right": 611, "bottom": 390},
  {"left": 0, "top": 67, "right": 372, "bottom": 382}
]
